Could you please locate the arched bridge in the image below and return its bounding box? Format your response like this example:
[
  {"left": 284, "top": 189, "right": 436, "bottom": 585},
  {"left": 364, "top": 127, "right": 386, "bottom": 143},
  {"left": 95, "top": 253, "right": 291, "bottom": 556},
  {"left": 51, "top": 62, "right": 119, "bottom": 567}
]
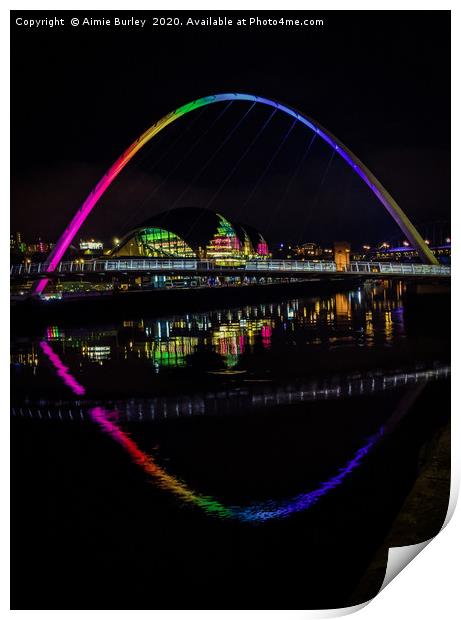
[{"left": 33, "top": 92, "right": 440, "bottom": 295}]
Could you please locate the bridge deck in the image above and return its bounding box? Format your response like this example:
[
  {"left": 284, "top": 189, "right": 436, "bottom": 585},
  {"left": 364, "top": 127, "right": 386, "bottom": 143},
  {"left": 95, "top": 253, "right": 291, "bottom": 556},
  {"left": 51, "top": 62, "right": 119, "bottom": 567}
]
[{"left": 10, "top": 258, "right": 451, "bottom": 280}]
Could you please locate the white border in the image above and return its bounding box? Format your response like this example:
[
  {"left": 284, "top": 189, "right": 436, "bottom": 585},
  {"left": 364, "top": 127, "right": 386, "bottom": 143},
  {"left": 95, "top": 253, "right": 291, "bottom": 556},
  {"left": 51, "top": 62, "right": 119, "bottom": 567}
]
[{"left": 3, "top": 2, "right": 458, "bottom": 618}]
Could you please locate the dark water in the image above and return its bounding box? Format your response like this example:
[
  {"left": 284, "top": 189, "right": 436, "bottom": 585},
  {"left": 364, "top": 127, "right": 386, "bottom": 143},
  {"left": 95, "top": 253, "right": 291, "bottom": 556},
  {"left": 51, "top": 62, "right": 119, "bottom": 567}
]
[{"left": 11, "top": 281, "right": 450, "bottom": 609}]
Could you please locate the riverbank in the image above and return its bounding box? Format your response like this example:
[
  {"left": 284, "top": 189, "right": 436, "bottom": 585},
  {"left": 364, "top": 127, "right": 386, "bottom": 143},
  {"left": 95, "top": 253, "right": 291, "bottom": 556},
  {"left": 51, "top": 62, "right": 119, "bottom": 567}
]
[{"left": 349, "top": 421, "right": 451, "bottom": 605}]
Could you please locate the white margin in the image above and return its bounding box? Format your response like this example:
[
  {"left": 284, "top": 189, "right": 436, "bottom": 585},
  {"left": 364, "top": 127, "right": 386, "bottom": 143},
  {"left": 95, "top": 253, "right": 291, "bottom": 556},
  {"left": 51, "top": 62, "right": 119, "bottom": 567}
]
[{"left": 3, "top": 1, "right": 458, "bottom": 619}]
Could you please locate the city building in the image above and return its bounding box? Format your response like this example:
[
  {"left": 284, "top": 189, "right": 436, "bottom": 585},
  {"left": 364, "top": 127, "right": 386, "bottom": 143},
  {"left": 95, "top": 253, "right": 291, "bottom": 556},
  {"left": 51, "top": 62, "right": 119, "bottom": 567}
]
[
  {"left": 293, "top": 242, "right": 334, "bottom": 260},
  {"left": 25, "top": 238, "right": 54, "bottom": 255},
  {"left": 79, "top": 239, "right": 104, "bottom": 257},
  {"left": 110, "top": 207, "right": 270, "bottom": 265},
  {"left": 10, "top": 232, "right": 25, "bottom": 253},
  {"left": 333, "top": 241, "right": 351, "bottom": 271},
  {"left": 351, "top": 243, "right": 451, "bottom": 264}
]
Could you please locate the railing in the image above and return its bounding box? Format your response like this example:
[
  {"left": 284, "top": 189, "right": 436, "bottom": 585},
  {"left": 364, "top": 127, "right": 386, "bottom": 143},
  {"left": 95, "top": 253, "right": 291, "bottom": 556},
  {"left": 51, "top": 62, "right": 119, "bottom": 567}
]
[
  {"left": 11, "top": 258, "right": 199, "bottom": 276},
  {"left": 245, "top": 260, "right": 337, "bottom": 272},
  {"left": 347, "top": 261, "right": 451, "bottom": 276},
  {"left": 10, "top": 258, "right": 451, "bottom": 277},
  {"left": 10, "top": 258, "right": 338, "bottom": 275}
]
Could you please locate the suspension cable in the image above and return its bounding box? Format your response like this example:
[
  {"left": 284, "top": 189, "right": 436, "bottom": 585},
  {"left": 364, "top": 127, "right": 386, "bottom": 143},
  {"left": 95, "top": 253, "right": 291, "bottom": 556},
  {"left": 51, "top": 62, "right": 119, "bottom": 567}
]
[
  {"left": 295, "top": 149, "right": 336, "bottom": 247},
  {"left": 115, "top": 102, "right": 234, "bottom": 236},
  {"left": 239, "top": 118, "right": 298, "bottom": 215},
  {"left": 204, "top": 108, "right": 278, "bottom": 213},
  {"left": 263, "top": 132, "right": 317, "bottom": 240}
]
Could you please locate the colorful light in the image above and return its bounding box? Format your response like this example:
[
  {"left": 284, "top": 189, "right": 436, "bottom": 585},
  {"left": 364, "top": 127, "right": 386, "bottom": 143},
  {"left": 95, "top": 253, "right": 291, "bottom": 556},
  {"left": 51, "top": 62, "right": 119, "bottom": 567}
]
[
  {"left": 89, "top": 405, "right": 381, "bottom": 522},
  {"left": 39, "top": 340, "right": 86, "bottom": 396},
  {"left": 257, "top": 241, "right": 269, "bottom": 256},
  {"left": 114, "top": 227, "right": 196, "bottom": 258},
  {"left": 40, "top": 339, "right": 385, "bottom": 523},
  {"left": 206, "top": 214, "right": 242, "bottom": 263},
  {"left": 34, "top": 92, "right": 438, "bottom": 294}
]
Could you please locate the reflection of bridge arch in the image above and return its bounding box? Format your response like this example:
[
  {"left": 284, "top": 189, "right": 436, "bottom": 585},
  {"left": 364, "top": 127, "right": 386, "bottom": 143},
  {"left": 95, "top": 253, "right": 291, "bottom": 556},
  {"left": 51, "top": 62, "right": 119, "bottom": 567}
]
[
  {"left": 37, "top": 340, "right": 436, "bottom": 522},
  {"left": 35, "top": 93, "right": 438, "bottom": 293}
]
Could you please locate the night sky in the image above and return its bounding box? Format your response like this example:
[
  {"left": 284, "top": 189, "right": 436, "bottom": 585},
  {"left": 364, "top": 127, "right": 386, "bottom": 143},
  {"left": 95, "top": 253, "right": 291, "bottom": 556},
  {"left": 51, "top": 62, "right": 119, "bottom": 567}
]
[{"left": 11, "top": 10, "right": 451, "bottom": 248}]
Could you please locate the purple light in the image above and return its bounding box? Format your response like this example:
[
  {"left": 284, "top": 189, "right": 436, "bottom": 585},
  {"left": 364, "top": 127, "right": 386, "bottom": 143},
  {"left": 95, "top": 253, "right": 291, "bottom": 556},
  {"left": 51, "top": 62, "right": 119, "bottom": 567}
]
[
  {"left": 40, "top": 340, "right": 385, "bottom": 523},
  {"left": 34, "top": 92, "right": 438, "bottom": 294}
]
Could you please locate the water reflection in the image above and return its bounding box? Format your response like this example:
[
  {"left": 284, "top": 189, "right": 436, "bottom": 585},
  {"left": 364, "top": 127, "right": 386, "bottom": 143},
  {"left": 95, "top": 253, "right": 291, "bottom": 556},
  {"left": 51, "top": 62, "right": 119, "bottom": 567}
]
[
  {"left": 14, "top": 365, "right": 450, "bottom": 422},
  {"left": 36, "top": 339, "right": 429, "bottom": 523},
  {"left": 11, "top": 280, "right": 450, "bottom": 524},
  {"left": 39, "top": 341, "right": 86, "bottom": 396},
  {"left": 11, "top": 281, "right": 408, "bottom": 373}
]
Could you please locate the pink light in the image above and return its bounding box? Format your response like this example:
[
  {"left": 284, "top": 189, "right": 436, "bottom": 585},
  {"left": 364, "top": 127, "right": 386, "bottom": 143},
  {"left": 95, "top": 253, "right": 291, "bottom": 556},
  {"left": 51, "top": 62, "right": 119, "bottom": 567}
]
[
  {"left": 257, "top": 242, "right": 269, "bottom": 256},
  {"left": 39, "top": 340, "right": 86, "bottom": 396},
  {"left": 40, "top": 341, "right": 402, "bottom": 523},
  {"left": 33, "top": 92, "right": 438, "bottom": 296},
  {"left": 261, "top": 324, "right": 272, "bottom": 349}
]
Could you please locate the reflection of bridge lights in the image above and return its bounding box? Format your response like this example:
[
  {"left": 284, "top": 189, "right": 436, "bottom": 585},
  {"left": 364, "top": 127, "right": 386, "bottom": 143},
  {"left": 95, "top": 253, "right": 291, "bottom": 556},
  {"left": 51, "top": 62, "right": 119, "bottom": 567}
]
[
  {"left": 87, "top": 403, "right": 384, "bottom": 522},
  {"left": 39, "top": 341, "right": 86, "bottom": 396},
  {"left": 29, "top": 342, "right": 450, "bottom": 522}
]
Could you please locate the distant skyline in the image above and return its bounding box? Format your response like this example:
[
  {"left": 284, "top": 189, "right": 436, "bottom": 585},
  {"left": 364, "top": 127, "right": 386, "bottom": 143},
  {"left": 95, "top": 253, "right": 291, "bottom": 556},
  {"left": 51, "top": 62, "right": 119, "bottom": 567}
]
[{"left": 11, "top": 10, "right": 450, "bottom": 247}]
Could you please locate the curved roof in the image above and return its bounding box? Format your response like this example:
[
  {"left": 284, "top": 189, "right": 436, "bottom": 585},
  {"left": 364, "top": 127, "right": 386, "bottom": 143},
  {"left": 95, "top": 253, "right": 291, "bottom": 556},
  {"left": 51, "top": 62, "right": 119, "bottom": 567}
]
[
  {"left": 112, "top": 207, "right": 266, "bottom": 256},
  {"left": 139, "top": 207, "right": 237, "bottom": 251}
]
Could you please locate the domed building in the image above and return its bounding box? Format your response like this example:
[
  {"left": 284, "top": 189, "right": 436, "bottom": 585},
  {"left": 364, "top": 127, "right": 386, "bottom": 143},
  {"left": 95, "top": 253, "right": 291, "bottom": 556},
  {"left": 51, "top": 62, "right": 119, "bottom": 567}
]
[{"left": 110, "top": 207, "right": 269, "bottom": 264}]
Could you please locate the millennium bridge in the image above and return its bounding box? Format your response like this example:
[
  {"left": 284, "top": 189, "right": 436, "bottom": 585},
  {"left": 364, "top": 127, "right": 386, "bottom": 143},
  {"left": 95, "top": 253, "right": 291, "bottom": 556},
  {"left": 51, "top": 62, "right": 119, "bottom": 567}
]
[
  {"left": 18, "top": 92, "right": 450, "bottom": 296},
  {"left": 11, "top": 257, "right": 451, "bottom": 282}
]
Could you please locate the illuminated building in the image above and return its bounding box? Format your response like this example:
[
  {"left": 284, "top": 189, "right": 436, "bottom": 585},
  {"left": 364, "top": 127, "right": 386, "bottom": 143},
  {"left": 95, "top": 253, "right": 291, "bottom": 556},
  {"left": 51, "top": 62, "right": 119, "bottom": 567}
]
[
  {"left": 25, "top": 239, "right": 54, "bottom": 254},
  {"left": 293, "top": 242, "right": 334, "bottom": 260},
  {"left": 371, "top": 245, "right": 451, "bottom": 264},
  {"left": 294, "top": 242, "right": 320, "bottom": 258},
  {"left": 334, "top": 241, "right": 351, "bottom": 271},
  {"left": 11, "top": 232, "right": 20, "bottom": 249},
  {"left": 110, "top": 207, "right": 270, "bottom": 265},
  {"left": 351, "top": 243, "right": 451, "bottom": 264},
  {"left": 79, "top": 239, "right": 104, "bottom": 253},
  {"left": 10, "top": 232, "right": 26, "bottom": 253}
]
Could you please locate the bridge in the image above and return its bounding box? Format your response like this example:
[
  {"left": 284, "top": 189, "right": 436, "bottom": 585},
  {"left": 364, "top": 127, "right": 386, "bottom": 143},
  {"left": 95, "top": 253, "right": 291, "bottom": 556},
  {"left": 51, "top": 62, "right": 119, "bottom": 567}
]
[
  {"left": 28, "top": 91, "right": 447, "bottom": 298},
  {"left": 11, "top": 365, "right": 450, "bottom": 423},
  {"left": 11, "top": 258, "right": 450, "bottom": 282}
]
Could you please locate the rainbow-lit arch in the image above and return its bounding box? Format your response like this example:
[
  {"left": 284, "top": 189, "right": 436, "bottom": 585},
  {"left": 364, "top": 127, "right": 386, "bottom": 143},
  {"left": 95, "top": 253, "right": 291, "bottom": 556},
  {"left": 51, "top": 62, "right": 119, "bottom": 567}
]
[{"left": 34, "top": 93, "right": 437, "bottom": 293}]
